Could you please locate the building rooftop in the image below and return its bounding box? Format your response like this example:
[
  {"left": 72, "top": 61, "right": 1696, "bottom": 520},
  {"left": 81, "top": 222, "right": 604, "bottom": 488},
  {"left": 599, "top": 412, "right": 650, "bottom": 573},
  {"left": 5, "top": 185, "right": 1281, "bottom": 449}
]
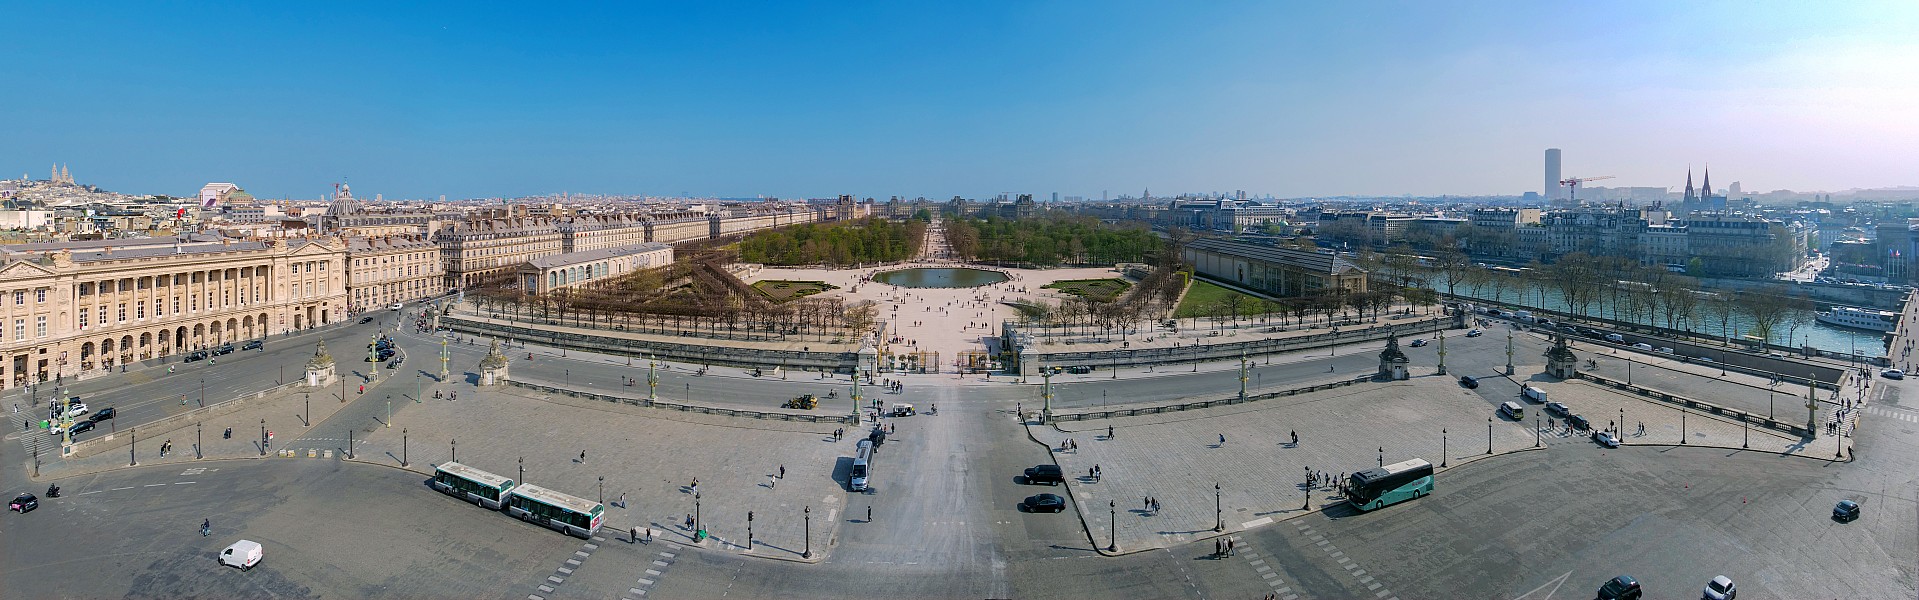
[
  {"left": 1186, "top": 238, "right": 1361, "bottom": 274},
  {"left": 525, "top": 242, "right": 671, "bottom": 269}
]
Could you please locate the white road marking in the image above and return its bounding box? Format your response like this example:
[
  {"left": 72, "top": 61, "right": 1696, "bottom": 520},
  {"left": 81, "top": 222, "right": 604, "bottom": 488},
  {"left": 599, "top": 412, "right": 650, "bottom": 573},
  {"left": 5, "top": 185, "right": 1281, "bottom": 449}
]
[
  {"left": 1241, "top": 516, "right": 1274, "bottom": 528},
  {"left": 1510, "top": 570, "right": 1573, "bottom": 600},
  {"left": 79, "top": 490, "right": 102, "bottom": 495},
  {"left": 174, "top": 481, "right": 195, "bottom": 485},
  {"left": 144, "top": 483, "right": 166, "bottom": 487},
  {"left": 111, "top": 487, "right": 133, "bottom": 491}
]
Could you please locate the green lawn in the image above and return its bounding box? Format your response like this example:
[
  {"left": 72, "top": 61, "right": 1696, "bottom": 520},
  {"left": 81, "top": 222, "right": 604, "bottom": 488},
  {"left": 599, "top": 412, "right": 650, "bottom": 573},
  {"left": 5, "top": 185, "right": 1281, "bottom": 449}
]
[
  {"left": 751, "top": 280, "right": 838, "bottom": 302},
  {"left": 1042, "top": 278, "right": 1132, "bottom": 302},
  {"left": 1173, "top": 279, "right": 1282, "bottom": 319}
]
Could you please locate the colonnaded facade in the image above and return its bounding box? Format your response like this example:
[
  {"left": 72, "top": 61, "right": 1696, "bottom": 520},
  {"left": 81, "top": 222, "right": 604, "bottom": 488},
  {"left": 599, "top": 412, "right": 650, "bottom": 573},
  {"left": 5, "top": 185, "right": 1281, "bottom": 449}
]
[{"left": 0, "top": 236, "right": 346, "bottom": 388}]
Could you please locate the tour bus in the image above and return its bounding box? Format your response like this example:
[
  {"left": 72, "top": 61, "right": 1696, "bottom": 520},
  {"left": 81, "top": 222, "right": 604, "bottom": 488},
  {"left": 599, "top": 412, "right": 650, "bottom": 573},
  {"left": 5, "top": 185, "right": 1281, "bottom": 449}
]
[
  {"left": 431, "top": 461, "right": 518, "bottom": 509},
  {"left": 1348, "top": 458, "right": 1435, "bottom": 512},
  {"left": 850, "top": 440, "right": 874, "bottom": 491},
  {"left": 506, "top": 483, "right": 605, "bottom": 538}
]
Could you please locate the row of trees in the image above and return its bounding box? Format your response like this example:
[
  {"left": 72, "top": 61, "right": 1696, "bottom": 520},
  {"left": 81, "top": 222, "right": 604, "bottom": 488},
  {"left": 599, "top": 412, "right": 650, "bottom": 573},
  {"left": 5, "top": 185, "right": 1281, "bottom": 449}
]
[
  {"left": 1410, "top": 248, "right": 1817, "bottom": 345},
  {"left": 735, "top": 218, "right": 927, "bottom": 266},
  {"left": 946, "top": 215, "right": 1158, "bottom": 266},
  {"left": 469, "top": 240, "right": 874, "bottom": 342}
]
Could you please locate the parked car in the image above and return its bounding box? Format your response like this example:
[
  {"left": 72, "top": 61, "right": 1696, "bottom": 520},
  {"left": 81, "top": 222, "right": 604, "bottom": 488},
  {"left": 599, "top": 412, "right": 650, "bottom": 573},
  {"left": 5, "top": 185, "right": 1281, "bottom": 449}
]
[
  {"left": 1023, "top": 493, "right": 1067, "bottom": 513},
  {"left": 1465, "top": 329, "right": 1483, "bottom": 337},
  {"left": 1458, "top": 376, "right": 1478, "bottom": 389},
  {"left": 1592, "top": 430, "right": 1620, "bottom": 448},
  {"left": 1834, "top": 499, "right": 1862, "bottom": 522},
  {"left": 1703, "top": 575, "right": 1737, "bottom": 600},
  {"left": 1023, "top": 464, "right": 1065, "bottom": 485},
  {"left": 1409, "top": 338, "right": 1428, "bottom": 347},
  {"left": 1545, "top": 402, "right": 1570, "bottom": 417},
  {"left": 241, "top": 340, "right": 263, "bottom": 351},
  {"left": 1567, "top": 414, "right": 1591, "bottom": 431},
  {"left": 184, "top": 351, "right": 210, "bottom": 363},
  {"left": 1882, "top": 369, "right": 1905, "bottom": 380},
  {"left": 218, "top": 540, "right": 264, "bottom": 570},
  {"left": 88, "top": 407, "right": 115, "bottom": 422},
  {"left": 213, "top": 344, "right": 236, "bottom": 356},
  {"left": 1596, "top": 575, "right": 1642, "bottom": 600},
  {"left": 8, "top": 493, "right": 38, "bottom": 513}
]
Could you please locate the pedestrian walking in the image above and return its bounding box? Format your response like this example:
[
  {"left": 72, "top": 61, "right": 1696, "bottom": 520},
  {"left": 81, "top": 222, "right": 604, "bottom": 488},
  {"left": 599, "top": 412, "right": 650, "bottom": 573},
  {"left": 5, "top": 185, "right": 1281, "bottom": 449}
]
[
  {"left": 1228, "top": 539, "right": 1236, "bottom": 556},
  {"left": 1107, "top": 425, "right": 1114, "bottom": 440},
  {"left": 769, "top": 473, "right": 777, "bottom": 489},
  {"left": 867, "top": 506, "right": 872, "bottom": 522},
  {"left": 1290, "top": 430, "right": 1298, "bottom": 445},
  {"left": 579, "top": 450, "right": 587, "bottom": 464},
  {"left": 779, "top": 464, "right": 785, "bottom": 479},
  {"left": 1151, "top": 497, "right": 1160, "bottom": 512},
  {"left": 618, "top": 493, "right": 626, "bottom": 508},
  {"left": 631, "top": 526, "right": 640, "bottom": 544},
  {"left": 1219, "top": 434, "right": 1227, "bottom": 446}
]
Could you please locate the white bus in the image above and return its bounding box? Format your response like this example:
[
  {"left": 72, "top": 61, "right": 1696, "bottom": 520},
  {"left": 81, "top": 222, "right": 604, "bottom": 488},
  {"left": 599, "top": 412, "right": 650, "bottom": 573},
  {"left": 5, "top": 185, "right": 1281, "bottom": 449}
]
[
  {"left": 431, "top": 461, "right": 517, "bottom": 509},
  {"left": 850, "top": 440, "right": 874, "bottom": 491},
  {"left": 506, "top": 483, "right": 605, "bottom": 538}
]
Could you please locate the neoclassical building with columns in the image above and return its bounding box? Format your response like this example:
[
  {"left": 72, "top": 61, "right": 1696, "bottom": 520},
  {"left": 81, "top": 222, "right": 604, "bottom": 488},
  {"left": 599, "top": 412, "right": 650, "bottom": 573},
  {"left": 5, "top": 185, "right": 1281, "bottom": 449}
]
[{"left": 0, "top": 235, "right": 347, "bottom": 388}]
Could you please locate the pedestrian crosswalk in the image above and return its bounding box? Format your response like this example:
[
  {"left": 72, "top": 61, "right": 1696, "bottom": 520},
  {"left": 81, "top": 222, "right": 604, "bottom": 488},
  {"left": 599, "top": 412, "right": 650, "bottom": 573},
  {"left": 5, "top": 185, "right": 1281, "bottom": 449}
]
[{"left": 1864, "top": 405, "right": 1919, "bottom": 423}]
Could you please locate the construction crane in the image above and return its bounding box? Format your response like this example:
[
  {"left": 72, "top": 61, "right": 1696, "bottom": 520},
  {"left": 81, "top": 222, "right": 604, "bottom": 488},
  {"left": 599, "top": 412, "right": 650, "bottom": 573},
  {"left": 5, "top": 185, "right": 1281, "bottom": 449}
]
[{"left": 1559, "top": 175, "right": 1614, "bottom": 204}]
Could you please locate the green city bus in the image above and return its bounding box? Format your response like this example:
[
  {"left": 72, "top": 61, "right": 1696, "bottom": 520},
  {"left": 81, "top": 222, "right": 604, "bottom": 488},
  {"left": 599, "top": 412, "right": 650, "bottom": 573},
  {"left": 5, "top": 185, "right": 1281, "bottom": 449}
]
[
  {"left": 1348, "top": 458, "right": 1434, "bottom": 511},
  {"left": 506, "top": 483, "right": 605, "bottom": 538},
  {"left": 431, "top": 461, "right": 517, "bottom": 510}
]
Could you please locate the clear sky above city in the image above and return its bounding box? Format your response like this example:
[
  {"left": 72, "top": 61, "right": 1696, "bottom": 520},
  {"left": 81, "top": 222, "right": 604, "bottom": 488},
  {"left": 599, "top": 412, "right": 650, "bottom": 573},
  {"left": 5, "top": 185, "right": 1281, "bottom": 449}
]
[{"left": 5, "top": 1, "right": 1915, "bottom": 200}]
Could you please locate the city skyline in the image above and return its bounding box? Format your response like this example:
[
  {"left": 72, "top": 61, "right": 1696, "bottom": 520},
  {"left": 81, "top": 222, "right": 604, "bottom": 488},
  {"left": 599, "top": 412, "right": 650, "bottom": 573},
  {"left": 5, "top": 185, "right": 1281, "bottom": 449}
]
[{"left": 3, "top": 1, "right": 1916, "bottom": 200}]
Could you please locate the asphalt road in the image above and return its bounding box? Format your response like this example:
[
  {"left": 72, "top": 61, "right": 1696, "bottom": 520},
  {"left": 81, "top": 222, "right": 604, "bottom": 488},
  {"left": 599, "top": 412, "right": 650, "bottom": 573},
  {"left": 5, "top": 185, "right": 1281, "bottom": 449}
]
[{"left": 6, "top": 318, "right": 1916, "bottom": 599}]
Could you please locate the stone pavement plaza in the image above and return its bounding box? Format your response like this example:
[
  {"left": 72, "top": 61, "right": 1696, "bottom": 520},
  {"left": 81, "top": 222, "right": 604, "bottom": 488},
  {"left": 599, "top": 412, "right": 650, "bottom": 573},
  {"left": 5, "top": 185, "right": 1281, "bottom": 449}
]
[
  {"left": 1028, "top": 371, "right": 1812, "bottom": 555},
  {"left": 320, "top": 379, "right": 852, "bottom": 560}
]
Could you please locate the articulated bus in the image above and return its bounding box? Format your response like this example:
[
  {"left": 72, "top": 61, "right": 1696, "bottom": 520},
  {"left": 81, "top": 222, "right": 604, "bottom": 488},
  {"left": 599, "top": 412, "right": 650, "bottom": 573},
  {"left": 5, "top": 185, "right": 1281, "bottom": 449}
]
[
  {"left": 1348, "top": 458, "right": 1434, "bottom": 511},
  {"left": 431, "top": 461, "right": 517, "bottom": 509},
  {"left": 506, "top": 483, "right": 605, "bottom": 538},
  {"left": 850, "top": 439, "right": 874, "bottom": 491}
]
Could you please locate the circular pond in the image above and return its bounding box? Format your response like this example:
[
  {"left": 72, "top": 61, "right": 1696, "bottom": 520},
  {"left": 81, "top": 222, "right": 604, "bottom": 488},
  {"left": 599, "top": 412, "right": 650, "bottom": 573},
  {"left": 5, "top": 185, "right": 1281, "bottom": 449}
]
[{"left": 873, "top": 267, "right": 1009, "bottom": 288}]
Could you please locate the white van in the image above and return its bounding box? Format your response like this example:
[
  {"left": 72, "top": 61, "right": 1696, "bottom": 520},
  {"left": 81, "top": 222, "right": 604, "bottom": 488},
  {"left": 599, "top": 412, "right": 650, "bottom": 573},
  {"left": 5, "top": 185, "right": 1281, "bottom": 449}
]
[
  {"left": 1631, "top": 343, "right": 1654, "bottom": 351},
  {"left": 219, "top": 540, "right": 263, "bottom": 570},
  {"left": 1522, "top": 386, "right": 1548, "bottom": 402},
  {"left": 1498, "top": 401, "right": 1525, "bottom": 420},
  {"left": 1604, "top": 333, "right": 1625, "bottom": 343}
]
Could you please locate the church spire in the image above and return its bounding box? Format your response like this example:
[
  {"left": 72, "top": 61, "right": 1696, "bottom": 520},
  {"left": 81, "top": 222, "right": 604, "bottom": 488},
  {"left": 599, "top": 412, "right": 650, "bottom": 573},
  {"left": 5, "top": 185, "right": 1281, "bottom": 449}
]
[
  {"left": 1700, "top": 165, "right": 1711, "bottom": 199},
  {"left": 1683, "top": 166, "right": 1695, "bottom": 202}
]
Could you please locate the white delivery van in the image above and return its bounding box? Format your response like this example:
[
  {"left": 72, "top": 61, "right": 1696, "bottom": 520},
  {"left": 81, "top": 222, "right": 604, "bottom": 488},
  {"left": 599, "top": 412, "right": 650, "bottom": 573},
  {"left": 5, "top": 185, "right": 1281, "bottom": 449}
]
[
  {"left": 1522, "top": 386, "right": 1548, "bottom": 402},
  {"left": 1514, "top": 310, "right": 1534, "bottom": 322},
  {"left": 219, "top": 540, "right": 263, "bottom": 570}
]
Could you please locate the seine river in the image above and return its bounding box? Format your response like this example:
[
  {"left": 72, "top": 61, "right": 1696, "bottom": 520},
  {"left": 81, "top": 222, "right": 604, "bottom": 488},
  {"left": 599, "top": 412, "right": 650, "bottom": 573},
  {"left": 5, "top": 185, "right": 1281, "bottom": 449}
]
[{"left": 1440, "top": 283, "right": 1888, "bottom": 356}]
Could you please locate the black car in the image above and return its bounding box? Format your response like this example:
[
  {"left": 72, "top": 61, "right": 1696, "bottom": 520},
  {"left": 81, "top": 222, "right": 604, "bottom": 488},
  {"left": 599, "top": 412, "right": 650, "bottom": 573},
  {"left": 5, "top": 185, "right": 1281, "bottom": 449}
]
[
  {"left": 1458, "top": 375, "right": 1479, "bottom": 389},
  {"left": 1023, "top": 464, "right": 1065, "bottom": 485},
  {"left": 8, "top": 493, "right": 37, "bottom": 513},
  {"left": 241, "top": 340, "right": 263, "bottom": 351},
  {"left": 213, "top": 344, "right": 236, "bottom": 356},
  {"left": 66, "top": 420, "right": 96, "bottom": 437},
  {"left": 1834, "top": 500, "right": 1861, "bottom": 522},
  {"left": 88, "top": 407, "right": 115, "bottom": 422},
  {"left": 1023, "top": 493, "right": 1067, "bottom": 513},
  {"left": 183, "top": 351, "right": 210, "bottom": 363},
  {"left": 1567, "top": 414, "right": 1592, "bottom": 431},
  {"left": 1596, "top": 575, "right": 1642, "bottom": 600},
  {"left": 359, "top": 316, "right": 374, "bottom": 324}
]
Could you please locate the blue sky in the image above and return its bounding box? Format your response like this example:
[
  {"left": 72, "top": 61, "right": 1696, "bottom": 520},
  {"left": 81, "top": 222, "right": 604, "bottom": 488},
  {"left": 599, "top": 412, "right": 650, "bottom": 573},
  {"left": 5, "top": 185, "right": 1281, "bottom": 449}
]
[{"left": 4, "top": 1, "right": 1915, "bottom": 200}]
